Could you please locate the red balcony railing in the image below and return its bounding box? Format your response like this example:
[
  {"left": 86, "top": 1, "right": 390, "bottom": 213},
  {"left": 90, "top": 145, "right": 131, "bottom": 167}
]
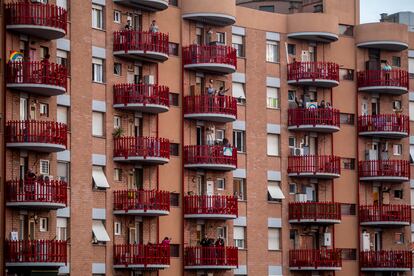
[
  {"left": 5, "top": 2, "right": 67, "bottom": 32},
  {"left": 113, "top": 30, "right": 169, "bottom": 55},
  {"left": 184, "top": 145, "right": 237, "bottom": 167},
  {"left": 358, "top": 114, "right": 409, "bottom": 134},
  {"left": 114, "top": 244, "right": 170, "bottom": 268},
  {"left": 184, "top": 95, "right": 237, "bottom": 118},
  {"left": 113, "top": 83, "right": 169, "bottom": 108},
  {"left": 5, "top": 120, "right": 68, "bottom": 147},
  {"left": 6, "top": 61, "right": 67, "bottom": 90},
  {"left": 289, "top": 249, "right": 342, "bottom": 269},
  {"left": 184, "top": 246, "right": 238, "bottom": 267},
  {"left": 288, "top": 155, "right": 341, "bottom": 176},
  {"left": 114, "top": 136, "right": 170, "bottom": 160},
  {"left": 182, "top": 45, "right": 237, "bottom": 68},
  {"left": 113, "top": 189, "right": 170, "bottom": 213},
  {"left": 6, "top": 179, "right": 67, "bottom": 206},
  {"left": 359, "top": 205, "right": 411, "bottom": 224},
  {"left": 287, "top": 61, "right": 339, "bottom": 82},
  {"left": 5, "top": 240, "right": 67, "bottom": 264},
  {"left": 357, "top": 69, "right": 409, "bottom": 89},
  {"left": 289, "top": 202, "right": 341, "bottom": 222},
  {"left": 184, "top": 195, "right": 238, "bottom": 217},
  {"left": 288, "top": 108, "right": 340, "bottom": 128},
  {"left": 358, "top": 160, "right": 410, "bottom": 179},
  {"left": 360, "top": 250, "right": 412, "bottom": 269}
]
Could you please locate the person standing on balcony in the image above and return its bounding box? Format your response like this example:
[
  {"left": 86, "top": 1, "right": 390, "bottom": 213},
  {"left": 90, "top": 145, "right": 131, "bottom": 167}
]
[
  {"left": 41, "top": 54, "right": 50, "bottom": 84},
  {"left": 149, "top": 20, "right": 159, "bottom": 51},
  {"left": 215, "top": 235, "right": 225, "bottom": 265},
  {"left": 207, "top": 80, "right": 216, "bottom": 112},
  {"left": 206, "top": 28, "right": 213, "bottom": 45},
  {"left": 382, "top": 61, "right": 392, "bottom": 85},
  {"left": 217, "top": 86, "right": 229, "bottom": 111}
]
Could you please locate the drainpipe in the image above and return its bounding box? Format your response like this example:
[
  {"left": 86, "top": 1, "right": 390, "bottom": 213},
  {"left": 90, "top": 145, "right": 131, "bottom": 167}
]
[
  {"left": 180, "top": 23, "right": 185, "bottom": 276},
  {"left": 2, "top": 6, "right": 7, "bottom": 275}
]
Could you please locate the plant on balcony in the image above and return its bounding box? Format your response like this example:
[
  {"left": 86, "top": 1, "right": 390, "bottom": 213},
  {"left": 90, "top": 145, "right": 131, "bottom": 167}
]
[{"left": 112, "top": 127, "right": 124, "bottom": 138}]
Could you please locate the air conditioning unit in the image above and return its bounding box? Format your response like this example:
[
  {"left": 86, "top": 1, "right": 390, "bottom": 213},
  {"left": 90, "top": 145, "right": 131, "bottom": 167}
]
[
  {"left": 293, "top": 148, "right": 304, "bottom": 156},
  {"left": 295, "top": 194, "right": 307, "bottom": 202},
  {"left": 144, "top": 75, "right": 155, "bottom": 85}
]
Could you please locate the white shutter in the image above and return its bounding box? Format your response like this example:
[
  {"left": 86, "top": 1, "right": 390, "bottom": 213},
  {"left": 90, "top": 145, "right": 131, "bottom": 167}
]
[
  {"left": 268, "top": 182, "right": 285, "bottom": 200},
  {"left": 411, "top": 189, "right": 414, "bottom": 206},
  {"left": 410, "top": 102, "right": 414, "bottom": 121},
  {"left": 409, "top": 58, "right": 414, "bottom": 74},
  {"left": 57, "top": 162, "right": 68, "bottom": 181},
  {"left": 57, "top": 50, "right": 68, "bottom": 59},
  {"left": 92, "top": 112, "right": 104, "bottom": 136},
  {"left": 57, "top": 106, "right": 68, "bottom": 124},
  {"left": 57, "top": 0, "right": 67, "bottom": 9},
  {"left": 268, "top": 228, "right": 280, "bottom": 250},
  {"left": 92, "top": 166, "right": 110, "bottom": 189},
  {"left": 92, "top": 220, "right": 110, "bottom": 242},
  {"left": 232, "top": 83, "right": 246, "bottom": 99},
  {"left": 57, "top": 218, "right": 67, "bottom": 228},
  {"left": 234, "top": 226, "right": 244, "bottom": 240},
  {"left": 267, "top": 134, "right": 279, "bottom": 156},
  {"left": 232, "top": 35, "right": 243, "bottom": 44}
]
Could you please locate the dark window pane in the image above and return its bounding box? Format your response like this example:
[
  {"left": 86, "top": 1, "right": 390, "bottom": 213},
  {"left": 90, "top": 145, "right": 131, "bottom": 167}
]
[
  {"left": 341, "top": 204, "right": 356, "bottom": 215},
  {"left": 170, "top": 244, "right": 180, "bottom": 257},
  {"left": 170, "top": 143, "right": 180, "bottom": 156},
  {"left": 169, "top": 93, "right": 180, "bottom": 106},
  {"left": 170, "top": 193, "right": 180, "bottom": 207}
]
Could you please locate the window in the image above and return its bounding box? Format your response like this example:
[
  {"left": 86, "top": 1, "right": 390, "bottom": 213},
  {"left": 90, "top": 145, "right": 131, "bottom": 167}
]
[
  {"left": 287, "top": 44, "right": 296, "bottom": 55},
  {"left": 267, "top": 181, "right": 284, "bottom": 202},
  {"left": 288, "top": 137, "right": 296, "bottom": 149},
  {"left": 341, "top": 204, "right": 356, "bottom": 215},
  {"left": 57, "top": 50, "right": 69, "bottom": 69},
  {"left": 341, "top": 249, "right": 357, "bottom": 260},
  {"left": 410, "top": 102, "right": 414, "bottom": 120},
  {"left": 92, "top": 58, "right": 104, "bottom": 83},
  {"left": 169, "top": 0, "right": 178, "bottom": 6},
  {"left": 92, "top": 112, "right": 104, "bottom": 136},
  {"left": 341, "top": 158, "right": 355, "bottom": 170},
  {"left": 114, "top": 222, "right": 121, "bottom": 235},
  {"left": 40, "top": 218, "right": 48, "bottom": 232},
  {"left": 114, "top": 63, "right": 122, "bottom": 76},
  {"left": 56, "top": 218, "right": 67, "bottom": 241},
  {"left": 395, "top": 233, "right": 404, "bottom": 244},
  {"left": 409, "top": 58, "right": 414, "bottom": 78},
  {"left": 266, "top": 40, "right": 279, "bottom": 63},
  {"left": 259, "top": 5, "right": 275, "bottom": 12},
  {"left": 410, "top": 145, "right": 414, "bottom": 163},
  {"left": 339, "top": 69, "right": 354, "bottom": 80},
  {"left": 288, "top": 90, "right": 296, "bottom": 102},
  {"left": 392, "top": 56, "right": 401, "bottom": 67},
  {"left": 393, "top": 144, "right": 402, "bottom": 156},
  {"left": 394, "top": 189, "right": 403, "bottom": 199},
  {"left": 169, "top": 93, "right": 179, "bottom": 106},
  {"left": 57, "top": 0, "right": 67, "bottom": 9},
  {"left": 170, "top": 244, "right": 180, "bottom": 257},
  {"left": 393, "top": 100, "right": 402, "bottom": 111},
  {"left": 92, "top": 166, "right": 110, "bottom": 189},
  {"left": 289, "top": 183, "right": 297, "bottom": 194},
  {"left": 340, "top": 113, "right": 355, "bottom": 125},
  {"left": 267, "top": 134, "right": 279, "bottom": 156},
  {"left": 113, "top": 115, "right": 121, "bottom": 129},
  {"left": 170, "top": 193, "right": 180, "bottom": 207},
  {"left": 411, "top": 189, "right": 414, "bottom": 206},
  {"left": 232, "top": 83, "right": 246, "bottom": 104},
  {"left": 339, "top": 24, "right": 354, "bottom": 36},
  {"left": 266, "top": 87, "right": 279, "bottom": 109},
  {"left": 113, "top": 10, "right": 121, "bottom": 23},
  {"left": 114, "top": 168, "right": 122, "bottom": 181},
  {"left": 216, "top": 178, "right": 225, "bottom": 190},
  {"left": 92, "top": 4, "right": 104, "bottom": 29},
  {"left": 216, "top": 129, "right": 225, "bottom": 142},
  {"left": 57, "top": 162, "right": 70, "bottom": 182},
  {"left": 57, "top": 106, "right": 69, "bottom": 125},
  {"left": 92, "top": 220, "right": 110, "bottom": 243},
  {"left": 234, "top": 178, "right": 246, "bottom": 201},
  {"left": 40, "top": 46, "right": 49, "bottom": 59},
  {"left": 40, "top": 160, "right": 50, "bottom": 175},
  {"left": 233, "top": 130, "right": 246, "bottom": 153},
  {"left": 39, "top": 103, "right": 48, "bottom": 117},
  {"left": 268, "top": 228, "right": 280, "bottom": 250},
  {"left": 234, "top": 226, "right": 245, "bottom": 249},
  {"left": 170, "top": 143, "right": 180, "bottom": 156},
  {"left": 169, "top": 43, "right": 179, "bottom": 56},
  {"left": 216, "top": 32, "right": 226, "bottom": 44},
  {"left": 232, "top": 35, "right": 245, "bottom": 57}
]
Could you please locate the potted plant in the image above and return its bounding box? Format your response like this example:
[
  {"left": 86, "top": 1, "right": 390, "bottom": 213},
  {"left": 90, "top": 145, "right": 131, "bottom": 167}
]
[{"left": 112, "top": 127, "right": 124, "bottom": 138}]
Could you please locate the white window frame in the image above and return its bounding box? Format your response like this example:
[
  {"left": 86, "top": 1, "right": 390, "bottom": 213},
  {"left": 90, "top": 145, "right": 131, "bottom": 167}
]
[
  {"left": 266, "top": 40, "right": 279, "bottom": 63},
  {"left": 39, "top": 103, "right": 48, "bottom": 116},
  {"left": 40, "top": 160, "right": 50, "bottom": 175},
  {"left": 113, "top": 10, "right": 121, "bottom": 23},
  {"left": 267, "top": 134, "right": 279, "bottom": 156},
  {"left": 114, "top": 168, "right": 122, "bottom": 181},
  {"left": 92, "top": 111, "right": 104, "bottom": 137},
  {"left": 234, "top": 178, "right": 246, "bottom": 201},
  {"left": 56, "top": 50, "right": 68, "bottom": 67},
  {"left": 233, "top": 130, "right": 246, "bottom": 153},
  {"left": 57, "top": 161, "right": 69, "bottom": 182},
  {"left": 56, "top": 218, "right": 67, "bottom": 241},
  {"left": 393, "top": 144, "right": 402, "bottom": 156},
  {"left": 92, "top": 4, "right": 104, "bottom": 30},
  {"left": 114, "top": 222, "right": 122, "bottom": 236},
  {"left": 266, "top": 87, "right": 279, "bottom": 109},
  {"left": 92, "top": 58, "right": 104, "bottom": 83},
  {"left": 216, "top": 178, "right": 225, "bottom": 190},
  {"left": 39, "top": 217, "right": 48, "bottom": 232},
  {"left": 232, "top": 82, "right": 246, "bottom": 104},
  {"left": 232, "top": 34, "right": 244, "bottom": 57},
  {"left": 114, "top": 115, "right": 121, "bottom": 129},
  {"left": 57, "top": 105, "right": 68, "bottom": 125},
  {"left": 234, "top": 226, "right": 245, "bottom": 249},
  {"left": 268, "top": 228, "right": 280, "bottom": 250}
]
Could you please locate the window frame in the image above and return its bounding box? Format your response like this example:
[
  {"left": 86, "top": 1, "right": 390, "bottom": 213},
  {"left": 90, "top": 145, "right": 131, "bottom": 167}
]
[
  {"left": 92, "top": 4, "right": 104, "bottom": 30},
  {"left": 266, "top": 40, "right": 279, "bottom": 63},
  {"left": 233, "top": 130, "right": 246, "bottom": 153}
]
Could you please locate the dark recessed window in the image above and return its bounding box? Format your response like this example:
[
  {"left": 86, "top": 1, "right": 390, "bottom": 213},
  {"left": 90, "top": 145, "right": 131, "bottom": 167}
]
[
  {"left": 170, "top": 193, "right": 180, "bottom": 207},
  {"left": 114, "top": 63, "right": 122, "bottom": 76},
  {"left": 169, "top": 43, "right": 179, "bottom": 56},
  {"left": 169, "top": 93, "right": 179, "bottom": 106},
  {"left": 341, "top": 158, "right": 355, "bottom": 170},
  {"left": 259, "top": 5, "right": 275, "bottom": 12},
  {"left": 339, "top": 24, "right": 354, "bottom": 36},
  {"left": 341, "top": 248, "right": 357, "bottom": 260},
  {"left": 341, "top": 204, "right": 356, "bottom": 215},
  {"left": 169, "top": 0, "right": 178, "bottom": 6},
  {"left": 170, "top": 244, "right": 180, "bottom": 257},
  {"left": 392, "top": 56, "right": 401, "bottom": 67},
  {"left": 339, "top": 69, "right": 354, "bottom": 81},
  {"left": 394, "top": 190, "right": 403, "bottom": 199},
  {"left": 287, "top": 44, "right": 296, "bottom": 55},
  {"left": 340, "top": 113, "right": 355, "bottom": 125},
  {"left": 170, "top": 143, "right": 180, "bottom": 156}
]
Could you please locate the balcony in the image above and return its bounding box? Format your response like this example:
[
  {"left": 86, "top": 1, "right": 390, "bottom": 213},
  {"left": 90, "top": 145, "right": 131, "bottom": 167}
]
[
  {"left": 6, "top": 179, "right": 67, "bottom": 209},
  {"left": 113, "top": 30, "right": 169, "bottom": 62},
  {"left": 182, "top": 45, "right": 237, "bottom": 74},
  {"left": 113, "top": 84, "right": 169, "bottom": 114},
  {"left": 6, "top": 120, "right": 67, "bottom": 153},
  {"left": 355, "top": 23, "right": 409, "bottom": 51},
  {"left": 113, "top": 189, "right": 170, "bottom": 216},
  {"left": 181, "top": 0, "right": 236, "bottom": 26},
  {"left": 358, "top": 114, "right": 409, "bottom": 139},
  {"left": 184, "top": 246, "right": 238, "bottom": 270},
  {"left": 288, "top": 155, "right": 341, "bottom": 179},
  {"left": 360, "top": 250, "right": 412, "bottom": 272},
  {"left": 289, "top": 249, "right": 342, "bottom": 271},
  {"left": 184, "top": 95, "right": 237, "bottom": 123},
  {"left": 357, "top": 70, "right": 409, "bottom": 95},
  {"left": 359, "top": 205, "right": 411, "bottom": 227},
  {"left": 113, "top": 244, "right": 170, "bottom": 270},
  {"left": 184, "top": 195, "right": 238, "bottom": 220},
  {"left": 113, "top": 0, "right": 169, "bottom": 11},
  {"left": 5, "top": 2, "right": 67, "bottom": 40},
  {"left": 113, "top": 136, "right": 170, "bottom": 165},
  {"left": 287, "top": 13, "right": 339, "bottom": 43},
  {"left": 6, "top": 61, "right": 67, "bottom": 96},
  {"left": 184, "top": 145, "right": 237, "bottom": 171},
  {"left": 288, "top": 108, "right": 340, "bottom": 133},
  {"left": 287, "top": 62, "right": 339, "bottom": 88},
  {"left": 358, "top": 160, "right": 409, "bottom": 182},
  {"left": 5, "top": 240, "right": 67, "bottom": 268},
  {"left": 288, "top": 202, "right": 341, "bottom": 224}
]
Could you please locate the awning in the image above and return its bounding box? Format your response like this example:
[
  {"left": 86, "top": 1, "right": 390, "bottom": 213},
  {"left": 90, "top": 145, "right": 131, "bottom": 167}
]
[
  {"left": 92, "top": 220, "right": 110, "bottom": 242},
  {"left": 268, "top": 183, "right": 285, "bottom": 200},
  {"left": 232, "top": 83, "right": 246, "bottom": 99},
  {"left": 92, "top": 166, "right": 110, "bottom": 188}
]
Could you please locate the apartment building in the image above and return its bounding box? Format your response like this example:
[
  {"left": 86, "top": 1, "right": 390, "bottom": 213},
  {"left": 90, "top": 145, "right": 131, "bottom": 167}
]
[{"left": 1, "top": 0, "right": 413, "bottom": 275}]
